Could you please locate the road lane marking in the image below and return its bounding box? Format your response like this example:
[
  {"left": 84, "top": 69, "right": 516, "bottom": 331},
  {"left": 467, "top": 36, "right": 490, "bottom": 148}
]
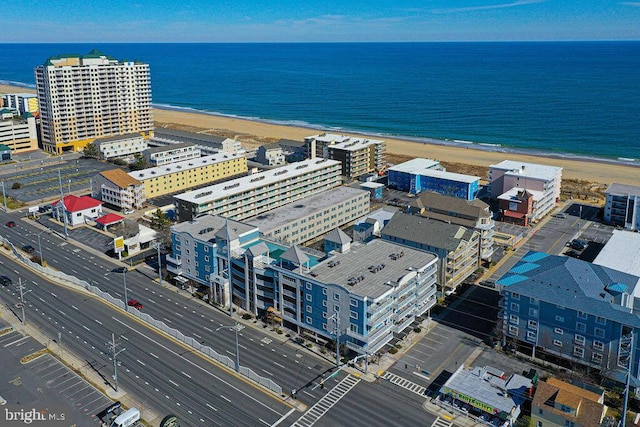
[
  {"left": 206, "top": 403, "right": 217, "bottom": 412},
  {"left": 136, "top": 359, "right": 146, "bottom": 366},
  {"left": 94, "top": 319, "right": 102, "bottom": 325},
  {"left": 150, "top": 352, "right": 159, "bottom": 359},
  {"left": 203, "top": 326, "right": 213, "bottom": 332},
  {"left": 220, "top": 395, "right": 231, "bottom": 403},
  {"left": 274, "top": 362, "right": 285, "bottom": 369},
  {"left": 169, "top": 379, "right": 179, "bottom": 387},
  {"left": 271, "top": 408, "right": 296, "bottom": 426},
  {"left": 181, "top": 371, "right": 192, "bottom": 379}
]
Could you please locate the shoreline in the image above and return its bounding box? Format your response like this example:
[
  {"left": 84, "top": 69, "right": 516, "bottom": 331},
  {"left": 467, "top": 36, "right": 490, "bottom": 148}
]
[{"left": 3, "top": 83, "right": 639, "bottom": 186}]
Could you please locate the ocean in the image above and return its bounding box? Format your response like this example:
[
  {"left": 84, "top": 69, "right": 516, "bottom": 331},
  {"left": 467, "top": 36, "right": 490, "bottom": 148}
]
[{"left": 1, "top": 42, "right": 639, "bottom": 163}]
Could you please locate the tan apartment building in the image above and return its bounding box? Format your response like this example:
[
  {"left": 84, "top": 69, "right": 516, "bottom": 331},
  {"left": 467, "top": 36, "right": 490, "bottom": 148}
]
[
  {"left": 0, "top": 110, "right": 38, "bottom": 154},
  {"left": 410, "top": 191, "right": 495, "bottom": 261},
  {"left": 531, "top": 378, "right": 607, "bottom": 427},
  {"left": 92, "top": 169, "right": 146, "bottom": 211},
  {"left": 128, "top": 153, "right": 247, "bottom": 200},
  {"left": 382, "top": 212, "right": 481, "bottom": 293},
  {"left": 305, "top": 133, "right": 386, "bottom": 178},
  {"left": 35, "top": 49, "right": 153, "bottom": 154}
]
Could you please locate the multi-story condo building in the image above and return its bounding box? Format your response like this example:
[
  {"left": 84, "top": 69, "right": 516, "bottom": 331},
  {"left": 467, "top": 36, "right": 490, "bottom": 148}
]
[
  {"left": 174, "top": 158, "right": 342, "bottom": 221},
  {"left": 2, "top": 93, "right": 39, "bottom": 116},
  {"left": 245, "top": 186, "right": 370, "bottom": 245},
  {"left": 498, "top": 251, "right": 640, "bottom": 390},
  {"left": 35, "top": 49, "right": 153, "bottom": 154},
  {"left": 381, "top": 212, "right": 481, "bottom": 293},
  {"left": 388, "top": 158, "right": 479, "bottom": 199},
  {"left": 489, "top": 161, "right": 562, "bottom": 222},
  {"left": 143, "top": 142, "right": 201, "bottom": 166},
  {"left": 304, "top": 133, "right": 386, "bottom": 178},
  {"left": 0, "top": 110, "right": 38, "bottom": 153},
  {"left": 531, "top": 378, "right": 607, "bottom": 427},
  {"left": 151, "top": 128, "right": 245, "bottom": 155},
  {"left": 410, "top": 191, "right": 495, "bottom": 261},
  {"left": 603, "top": 183, "right": 640, "bottom": 231},
  {"left": 167, "top": 214, "right": 438, "bottom": 355},
  {"left": 129, "top": 153, "right": 247, "bottom": 200},
  {"left": 94, "top": 133, "right": 147, "bottom": 160},
  {"left": 91, "top": 169, "right": 146, "bottom": 211},
  {"left": 255, "top": 143, "right": 286, "bottom": 166}
]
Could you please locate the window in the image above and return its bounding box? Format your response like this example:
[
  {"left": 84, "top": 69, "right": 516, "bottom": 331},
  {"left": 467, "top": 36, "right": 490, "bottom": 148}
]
[
  {"left": 350, "top": 298, "right": 358, "bottom": 307},
  {"left": 511, "top": 292, "right": 520, "bottom": 300},
  {"left": 350, "top": 324, "right": 358, "bottom": 333},
  {"left": 322, "top": 288, "right": 327, "bottom": 295},
  {"left": 528, "top": 320, "right": 538, "bottom": 329},
  {"left": 334, "top": 293, "right": 340, "bottom": 301},
  {"left": 529, "top": 308, "right": 539, "bottom": 317},
  {"left": 596, "top": 316, "right": 606, "bottom": 325},
  {"left": 350, "top": 311, "right": 358, "bottom": 320},
  {"left": 509, "top": 315, "right": 519, "bottom": 325},
  {"left": 322, "top": 312, "right": 327, "bottom": 319},
  {"left": 554, "top": 328, "right": 564, "bottom": 335},
  {"left": 306, "top": 282, "right": 312, "bottom": 290},
  {"left": 322, "top": 301, "right": 327, "bottom": 307},
  {"left": 553, "top": 339, "right": 563, "bottom": 347},
  {"left": 306, "top": 306, "right": 312, "bottom": 313},
  {"left": 593, "top": 341, "right": 604, "bottom": 352},
  {"left": 306, "top": 316, "right": 312, "bottom": 324},
  {"left": 576, "top": 322, "right": 586, "bottom": 332},
  {"left": 575, "top": 335, "right": 585, "bottom": 345},
  {"left": 334, "top": 305, "right": 340, "bottom": 312},
  {"left": 595, "top": 328, "right": 605, "bottom": 338},
  {"left": 306, "top": 294, "right": 312, "bottom": 302},
  {"left": 555, "top": 315, "right": 564, "bottom": 322},
  {"left": 530, "top": 297, "right": 539, "bottom": 306},
  {"left": 526, "top": 331, "right": 537, "bottom": 342},
  {"left": 573, "top": 346, "right": 584, "bottom": 358},
  {"left": 322, "top": 323, "right": 327, "bottom": 331},
  {"left": 577, "top": 311, "right": 587, "bottom": 319},
  {"left": 510, "top": 303, "right": 520, "bottom": 312},
  {"left": 508, "top": 325, "right": 519, "bottom": 336},
  {"left": 592, "top": 352, "right": 603, "bottom": 363}
]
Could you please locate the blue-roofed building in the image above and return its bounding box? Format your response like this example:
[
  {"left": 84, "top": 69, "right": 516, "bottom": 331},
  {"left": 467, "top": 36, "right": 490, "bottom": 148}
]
[{"left": 498, "top": 251, "right": 640, "bottom": 389}]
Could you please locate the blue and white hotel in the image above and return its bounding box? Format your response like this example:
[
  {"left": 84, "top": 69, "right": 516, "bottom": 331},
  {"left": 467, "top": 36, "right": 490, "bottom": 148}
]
[
  {"left": 167, "top": 214, "right": 439, "bottom": 355},
  {"left": 498, "top": 251, "right": 640, "bottom": 389}
]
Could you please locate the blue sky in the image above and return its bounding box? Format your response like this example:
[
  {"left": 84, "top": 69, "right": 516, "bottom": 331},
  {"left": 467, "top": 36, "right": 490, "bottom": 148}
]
[{"left": 1, "top": 0, "right": 639, "bottom": 42}]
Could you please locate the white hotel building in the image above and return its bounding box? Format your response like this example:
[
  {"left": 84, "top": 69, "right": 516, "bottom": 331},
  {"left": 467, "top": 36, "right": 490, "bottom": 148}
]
[{"left": 174, "top": 158, "right": 342, "bottom": 221}]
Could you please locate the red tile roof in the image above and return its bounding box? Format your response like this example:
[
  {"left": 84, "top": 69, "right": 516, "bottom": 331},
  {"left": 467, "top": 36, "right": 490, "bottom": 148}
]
[
  {"left": 53, "top": 195, "right": 102, "bottom": 213},
  {"left": 503, "top": 210, "right": 527, "bottom": 219},
  {"left": 95, "top": 213, "right": 124, "bottom": 225}
]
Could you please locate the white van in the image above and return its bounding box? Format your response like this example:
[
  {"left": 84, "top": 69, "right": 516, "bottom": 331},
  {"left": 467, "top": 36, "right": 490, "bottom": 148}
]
[{"left": 110, "top": 408, "right": 140, "bottom": 427}]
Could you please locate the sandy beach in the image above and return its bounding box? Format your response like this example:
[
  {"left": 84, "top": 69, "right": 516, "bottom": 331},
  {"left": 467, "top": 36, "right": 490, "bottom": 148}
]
[{"left": 3, "top": 83, "right": 638, "bottom": 186}]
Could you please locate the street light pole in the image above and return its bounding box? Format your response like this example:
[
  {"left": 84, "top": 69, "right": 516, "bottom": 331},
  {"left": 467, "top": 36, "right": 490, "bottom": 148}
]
[
  {"left": 106, "top": 333, "right": 126, "bottom": 393},
  {"left": 122, "top": 270, "right": 129, "bottom": 311},
  {"left": 156, "top": 242, "right": 162, "bottom": 287},
  {"left": 17, "top": 278, "right": 31, "bottom": 327},
  {"left": 329, "top": 313, "right": 340, "bottom": 367},
  {"left": 1, "top": 181, "right": 7, "bottom": 210},
  {"left": 57, "top": 168, "right": 69, "bottom": 237},
  {"left": 216, "top": 322, "right": 240, "bottom": 372}
]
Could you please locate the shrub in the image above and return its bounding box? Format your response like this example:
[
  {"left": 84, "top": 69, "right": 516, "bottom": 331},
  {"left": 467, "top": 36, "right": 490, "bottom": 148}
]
[
  {"left": 389, "top": 347, "right": 398, "bottom": 354},
  {"left": 413, "top": 327, "right": 422, "bottom": 333},
  {"left": 11, "top": 182, "right": 22, "bottom": 189},
  {"left": 242, "top": 313, "right": 252, "bottom": 320},
  {"left": 395, "top": 344, "right": 402, "bottom": 349},
  {"left": 276, "top": 329, "right": 284, "bottom": 335},
  {"left": 306, "top": 343, "right": 313, "bottom": 348}
]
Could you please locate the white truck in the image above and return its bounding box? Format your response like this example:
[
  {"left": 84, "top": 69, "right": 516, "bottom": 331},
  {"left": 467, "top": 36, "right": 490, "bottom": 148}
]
[{"left": 110, "top": 408, "right": 140, "bottom": 427}]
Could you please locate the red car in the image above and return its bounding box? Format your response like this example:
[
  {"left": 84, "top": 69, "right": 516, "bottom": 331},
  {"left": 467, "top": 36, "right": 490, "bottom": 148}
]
[
  {"left": 5, "top": 221, "right": 17, "bottom": 227},
  {"left": 127, "top": 299, "right": 143, "bottom": 310}
]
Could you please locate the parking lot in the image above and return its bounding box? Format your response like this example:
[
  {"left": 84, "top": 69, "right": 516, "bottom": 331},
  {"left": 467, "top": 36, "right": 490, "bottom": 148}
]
[{"left": 0, "top": 325, "right": 113, "bottom": 425}]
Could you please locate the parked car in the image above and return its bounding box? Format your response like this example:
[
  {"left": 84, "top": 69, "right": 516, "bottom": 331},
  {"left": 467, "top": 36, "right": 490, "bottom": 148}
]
[
  {"left": 567, "top": 239, "right": 588, "bottom": 251},
  {"left": 565, "top": 249, "right": 582, "bottom": 258},
  {"left": 123, "top": 209, "right": 135, "bottom": 215},
  {"left": 552, "top": 213, "right": 568, "bottom": 219},
  {"left": 480, "top": 280, "right": 497, "bottom": 289},
  {"left": 127, "top": 299, "right": 143, "bottom": 310},
  {"left": 5, "top": 221, "right": 17, "bottom": 227},
  {"left": 22, "top": 245, "right": 36, "bottom": 254},
  {"left": 0, "top": 275, "right": 12, "bottom": 286}
]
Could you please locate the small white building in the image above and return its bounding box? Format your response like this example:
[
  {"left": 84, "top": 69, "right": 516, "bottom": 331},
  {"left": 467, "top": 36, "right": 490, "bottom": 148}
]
[
  {"left": 94, "top": 133, "right": 148, "bottom": 160},
  {"left": 489, "top": 160, "right": 562, "bottom": 220},
  {"left": 92, "top": 169, "right": 146, "bottom": 211},
  {"left": 143, "top": 142, "right": 201, "bottom": 166},
  {"left": 255, "top": 143, "right": 286, "bottom": 166},
  {"left": 52, "top": 195, "right": 103, "bottom": 227}
]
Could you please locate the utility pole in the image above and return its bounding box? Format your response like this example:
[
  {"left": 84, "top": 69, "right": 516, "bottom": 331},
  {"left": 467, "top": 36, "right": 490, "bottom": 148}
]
[
  {"left": 18, "top": 278, "right": 26, "bottom": 327},
  {"left": 216, "top": 322, "right": 240, "bottom": 372},
  {"left": 106, "top": 333, "right": 126, "bottom": 393},
  {"left": 1, "top": 181, "right": 7, "bottom": 210},
  {"left": 57, "top": 169, "right": 69, "bottom": 237},
  {"left": 156, "top": 242, "right": 162, "bottom": 286},
  {"left": 224, "top": 219, "right": 234, "bottom": 318},
  {"left": 329, "top": 313, "right": 340, "bottom": 367}
]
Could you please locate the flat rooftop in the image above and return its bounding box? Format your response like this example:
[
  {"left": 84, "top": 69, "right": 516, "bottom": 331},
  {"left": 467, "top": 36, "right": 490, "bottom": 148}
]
[
  {"left": 606, "top": 182, "right": 640, "bottom": 196},
  {"left": 393, "top": 166, "right": 480, "bottom": 184},
  {"left": 128, "top": 152, "right": 243, "bottom": 181},
  {"left": 388, "top": 158, "right": 441, "bottom": 174},
  {"left": 490, "top": 160, "right": 562, "bottom": 181},
  {"left": 497, "top": 187, "right": 545, "bottom": 202},
  {"left": 175, "top": 158, "right": 341, "bottom": 204},
  {"left": 301, "top": 239, "right": 436, "bottom": 300},
  {"left": 307, "top": 133, "right": 384, "bottom": 147},
  {"left": 145, "top": 141, "right": 197, "bottom": 154},
  {"left": 594, "top": 230, "right": 640, "bottom": 277},
  {"left": 245, "top": 186, "right": 368, "bottom": 232}
]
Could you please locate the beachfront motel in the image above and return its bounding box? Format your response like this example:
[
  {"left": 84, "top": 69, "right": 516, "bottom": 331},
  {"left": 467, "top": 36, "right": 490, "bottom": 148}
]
[{"left": 173, "top": 158, "right": 342, "bottom": 221}]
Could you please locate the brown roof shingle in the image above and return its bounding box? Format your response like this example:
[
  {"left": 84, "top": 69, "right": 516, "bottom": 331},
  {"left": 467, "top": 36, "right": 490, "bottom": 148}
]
[{"left": 100, "top": 169, "right": 142, "bottom": 188}]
